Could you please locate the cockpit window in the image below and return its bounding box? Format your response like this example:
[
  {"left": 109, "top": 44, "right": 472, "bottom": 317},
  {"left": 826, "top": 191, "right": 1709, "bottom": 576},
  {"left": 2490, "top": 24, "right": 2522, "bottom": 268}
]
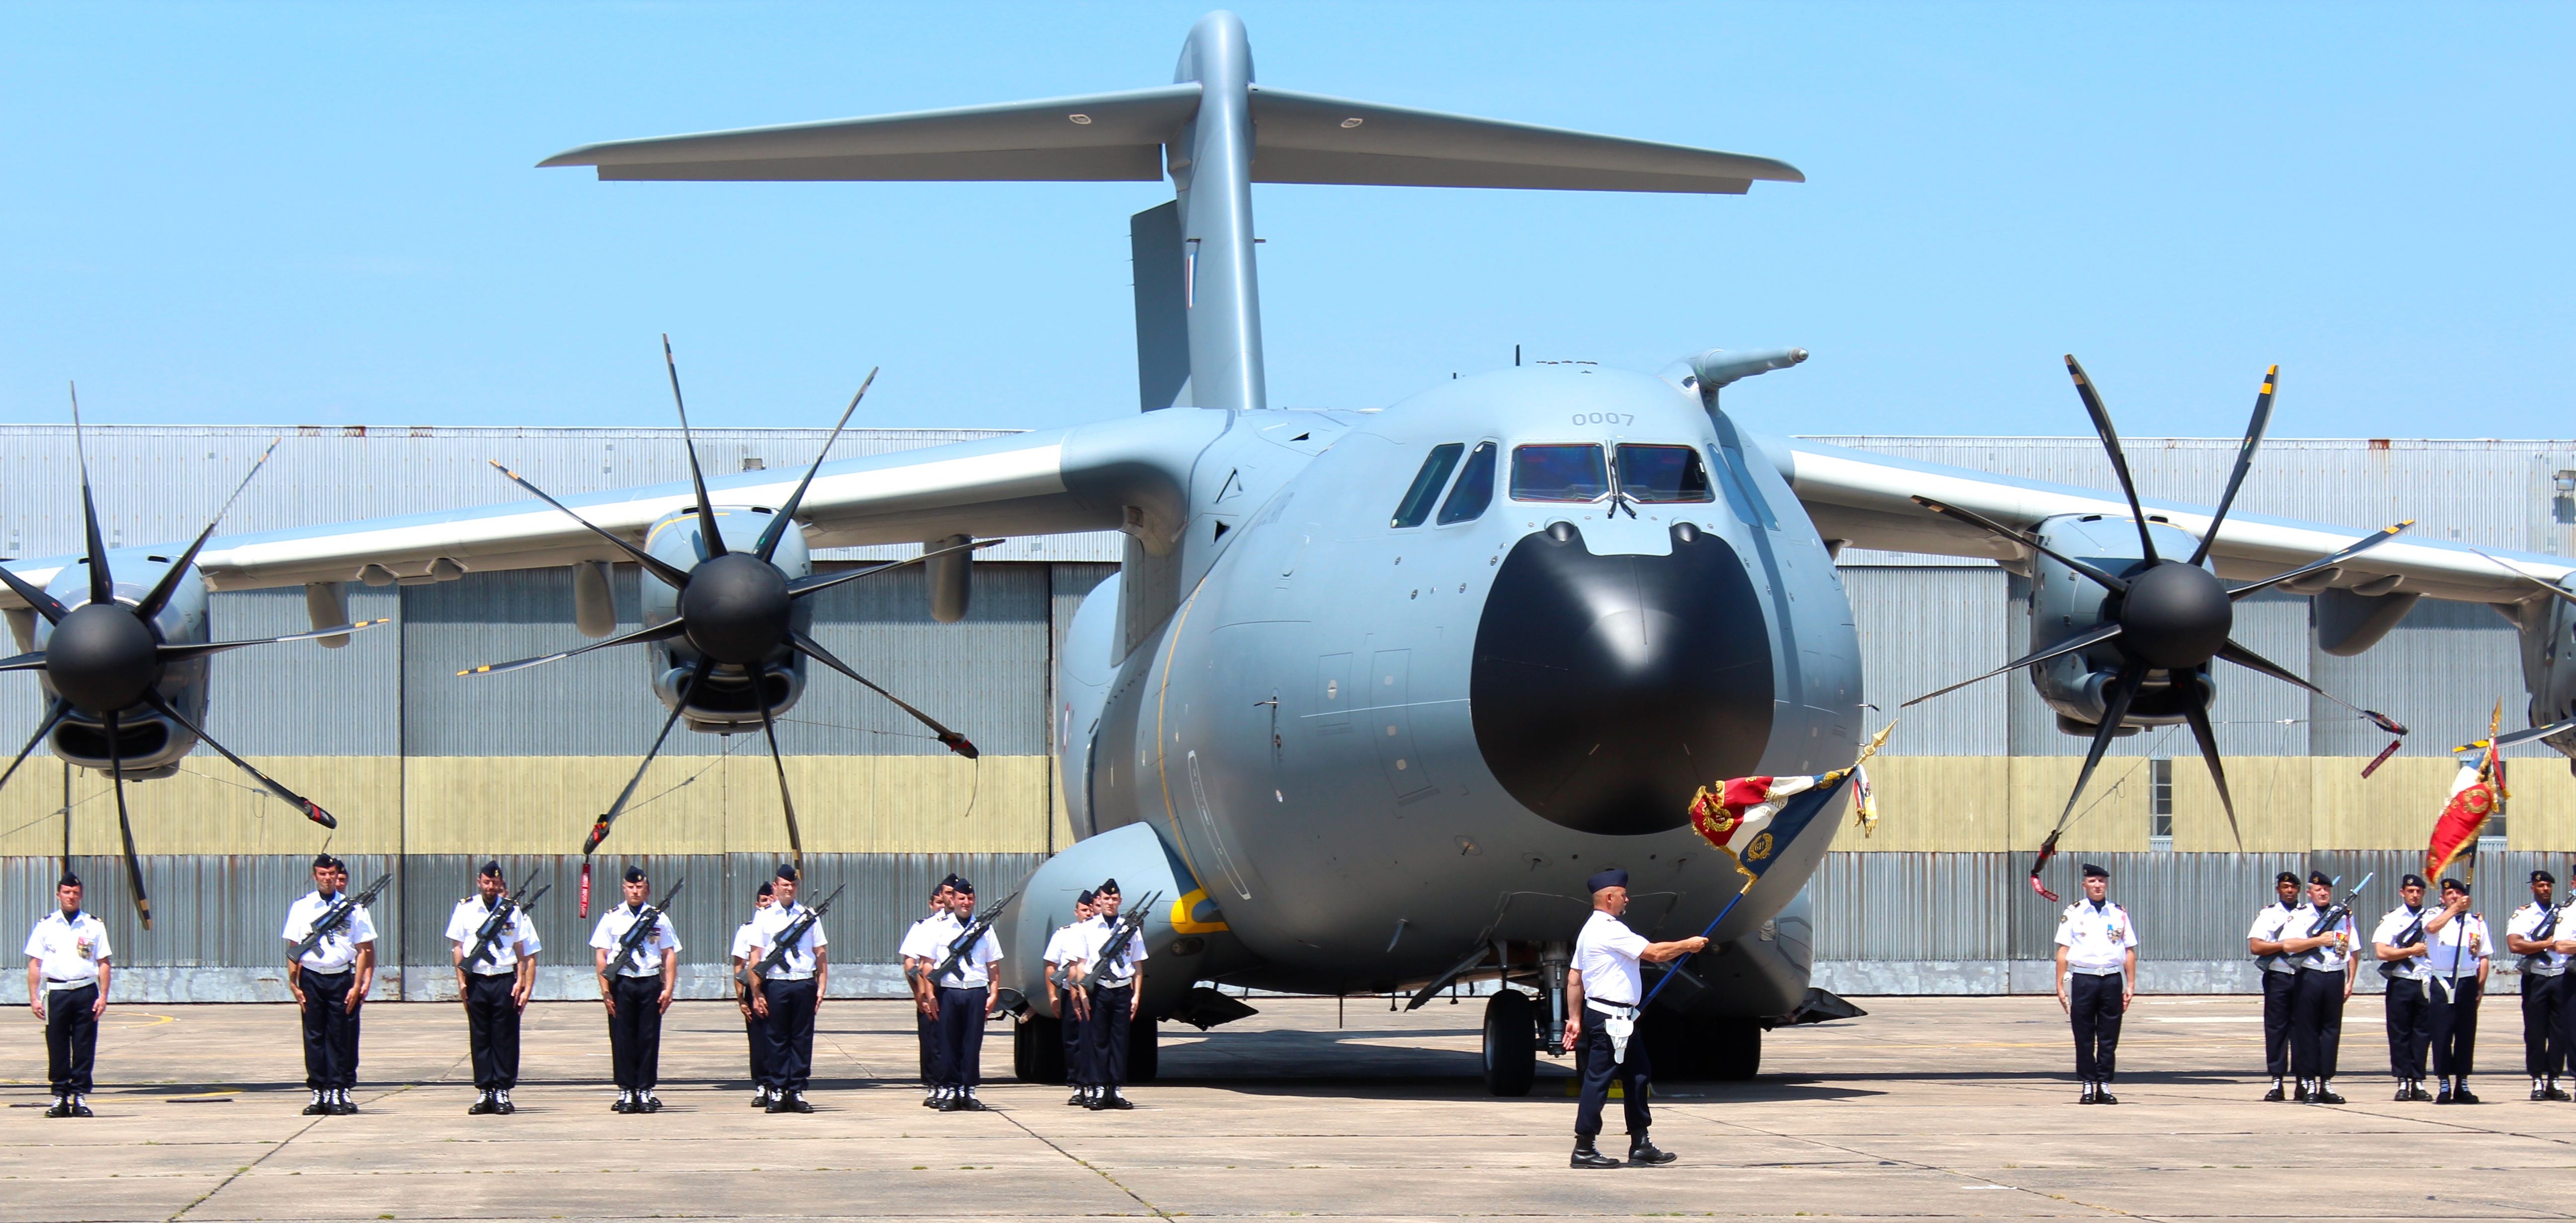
[
  {"left": 1614, "top": 444, "right": 1715, "bottom": 503},
  {"left": 1390, "top": 443, "right": 1464, "bottom": 527},
  {"left": 1436, "top": 442, "right": 1498, "bottom": 524},
  {"left": 1510, "top": 444, "right": 1610, "bottom": 502}
]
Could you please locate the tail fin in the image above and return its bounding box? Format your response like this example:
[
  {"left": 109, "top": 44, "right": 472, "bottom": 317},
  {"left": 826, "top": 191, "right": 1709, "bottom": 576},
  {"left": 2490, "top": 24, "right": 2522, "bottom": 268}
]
[{"left": 540, "top": 10, "right": 1799, "bottom": 413}]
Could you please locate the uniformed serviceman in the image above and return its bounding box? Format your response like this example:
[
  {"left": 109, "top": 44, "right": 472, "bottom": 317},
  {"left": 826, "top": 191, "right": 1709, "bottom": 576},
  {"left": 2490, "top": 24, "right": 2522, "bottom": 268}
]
[
  {"left": 1044, "top": 891, "right": 1097, "bottom": 1106},
  {"left": 280, "top": 853, "right": 376, "bottom": 1116},
  {"left": 589, "top": 865, "right": 680, "bottom": 1114},
  {"left": 899, "top": 878, "right": 957, "bottom": 1108},
  {"left": 446, "top": 860, "right": 542, "bottom": 1115},
  {"left": 1081, "top": 881, "right": 1147, "bottom": 1111},
  {"left": 2052, "top": 863, "right": 2137, "bottom": 1104},
  {"left": 2422, "top": 876, "right": 2491, "bottom": 1103},
  {"left": 2372, "top": 874, "right": 2436, "bottom": 1102},
  {"left": 2505, "top": 868, "right": 2573, "bottom": 1100},
  {"left": 927, "top": 877, "right": 1003, "bottom": 1112},
  {"left": 730, "top": 880, "right": 774, "bottom": 1105},
  {"left": 2246, "top": 870, "right": 2303, "bottom": 1100},
  {"left": 1563, "top": 867, "right": 1705, "bottom": 1169},
  {"left": 2278, "top": 870, "right": 2357, "bottom": 1105},
  {"left": 748, "top": 863, "right": 828, "bottom": 1114},
  {"left": 23, "top": 871, "right": 110, "bottom": 1118}
]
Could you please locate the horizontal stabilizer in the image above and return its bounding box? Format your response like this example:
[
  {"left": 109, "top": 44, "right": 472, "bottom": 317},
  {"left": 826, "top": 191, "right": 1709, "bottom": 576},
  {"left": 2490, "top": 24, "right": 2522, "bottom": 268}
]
[
  {"left": 537, "top": 85, "right": 1202, "bottom": 181},
  {"left": 1244, "top": 87, "right": 1801, "bottom": 193},
  {"left": 540, "top": 84, "right": 1799, "bottom": 195}
]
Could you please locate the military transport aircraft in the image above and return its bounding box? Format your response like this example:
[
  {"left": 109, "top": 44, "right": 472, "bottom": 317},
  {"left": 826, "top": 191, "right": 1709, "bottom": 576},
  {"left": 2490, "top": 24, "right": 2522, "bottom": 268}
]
[{"left": 9, "top": 10, "right": 2576, "bottom": 1091}]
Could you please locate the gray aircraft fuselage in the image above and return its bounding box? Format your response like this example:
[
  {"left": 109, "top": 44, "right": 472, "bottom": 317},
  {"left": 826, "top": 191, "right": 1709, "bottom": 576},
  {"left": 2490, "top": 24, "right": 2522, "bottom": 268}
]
[{"left": 1049, "top": 363, "right": 1860, "bottom": 1011}]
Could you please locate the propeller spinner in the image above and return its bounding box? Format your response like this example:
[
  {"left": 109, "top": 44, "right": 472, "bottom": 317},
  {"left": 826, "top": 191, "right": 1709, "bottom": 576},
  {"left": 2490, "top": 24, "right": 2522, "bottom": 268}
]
[
  {"left": 464, "top": 339, "right": 986, "bottom": 866},
  {"left": 1902, "top": 359, "right": 2409, "bottom": 855},
  {"left": 0, "top": 389, "right": 387, "bottom": 928}
]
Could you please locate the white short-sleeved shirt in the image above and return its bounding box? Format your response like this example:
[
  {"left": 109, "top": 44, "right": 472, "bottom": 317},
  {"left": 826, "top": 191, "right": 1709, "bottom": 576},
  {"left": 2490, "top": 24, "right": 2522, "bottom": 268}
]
[
  {"left": 589, "top": 902, "right": 680, "bottom": 977},
  {"left": 2054, "top": 898, "right": 2138, "bottom": 974},
  {"left": 1574, "top": 909, "right": 1649, "bottom": 1007},
  {"left": 282, "top": 891, "right": 377, "bottom": 973},
  {"left": 2247, "top": 899, "right": 2300, "bottom": 974},
  {"left": 730, "top": 919, "right": 762, "bottom": 964},
  {"left": 750, "top": 901, "right": 828, "bottom": 980},
  {"left": 1044, "top": 920, "right": 1090, "bottom": 968},
  {"left": 1081, "top": 917, "right": 1148, "bottom": 985},
  {"left": 2509, "top": 901, "right": 2571, "bottom": 976},
  {"left": 2424, "top": 910, "right": 2490, "bottom": 978},
  {"left": 445, "top": 896, "right": 542, "bottom": 974},
  {"left": 2372, "top": 905, "right": 2433, "bottom": 980},
  {"left": 25, "top": 909, "right": 111, "bottom": 985},
  {"left": 927, "top": 912, "right": 1003, "bottom": 989},
  {"left": 2290, "top": 904, "right": 2355, "bottom": 972},
  {"left": 897, "top": 915, "right": 946, "bottom": 963}
]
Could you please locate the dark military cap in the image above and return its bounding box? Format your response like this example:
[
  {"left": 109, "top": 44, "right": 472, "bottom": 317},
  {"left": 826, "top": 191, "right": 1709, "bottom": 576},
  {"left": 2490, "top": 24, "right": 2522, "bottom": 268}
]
[
  {"left": 57, "top": 870, "right": 80, "bottom": 889},
  {"left": 1586, "top": 867, "right": 1628, "bottom": 893},
  {"left": 954, "top": 877, "right": 976, "bottom": 895},
  {"left": 623, "top": 865, "right": 647, "bottom": 884},
  {"left": 479, "top": 860, "right": 504, "bottom": 879},
  {"left": 2275, "top": 871, "right": 2301, "bottom": 886},
  {"left": 2402, "top": 873, "right": 2426, "bottom": 889},
  {"left": 939, "top": 873, "right": 961, "bottom": 891},
  {"left": 2441, "top": 877, "right": 2470, "bottom": 896},
  {"left": 2309, "top": 871, "right": 2333, "bottom": 888},
  {"left": 1096, "top": 878, "right": 1120, "bottom": 895},
  {"left": 1077, "top": 889, "right": 1096, "bottom": 905},
  {"left": 756, "top": 880, "right": 774, "bottom": 899},
  {"left": 313, "top": 853, "right": 338, "bottom": 869},
  {"left": 2533, "top": 869, "right": 2557, "bottom": 886},
  {"left": 776, "top": 863, "right": 799, "bottom": 882},
  {"left": 2081, "top": 863, "right": 2108, "bottom": 879}
]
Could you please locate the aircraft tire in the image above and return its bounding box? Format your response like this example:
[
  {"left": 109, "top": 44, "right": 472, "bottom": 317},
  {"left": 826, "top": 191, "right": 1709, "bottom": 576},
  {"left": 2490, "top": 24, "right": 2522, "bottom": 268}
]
[
  {"left": 1016, "top": 1014, "right": 1067, "bottom": 1084},
  {"left": 1706, "top": 1018, "right": 1761, "bottom": 1081},
  {"left": 1127, "top": 1018, "right": 1160, "bottom": 1083},
  {"left": 1482, "top": 989, "right": 1537, "bottom": 1097}
]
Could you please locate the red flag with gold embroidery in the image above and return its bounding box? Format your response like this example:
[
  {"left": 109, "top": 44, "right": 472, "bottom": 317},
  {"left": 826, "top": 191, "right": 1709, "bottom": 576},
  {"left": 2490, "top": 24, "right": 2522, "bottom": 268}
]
[{"left": 2428, "top": 706, "right": 2507, "bottom": 881}]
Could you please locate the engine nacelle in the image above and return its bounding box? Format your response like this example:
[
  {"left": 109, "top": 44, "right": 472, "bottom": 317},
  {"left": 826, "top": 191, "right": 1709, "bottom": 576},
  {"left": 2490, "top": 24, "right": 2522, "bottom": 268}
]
[
  {"left": 2024, "top": 514, "right": 2215, "bottom": 735},
  {"left": 638, "top": 506, "right": 812, "bottom": 734},
  {"left": 34, "top": 553, "right": 212, "bottom": 777}
]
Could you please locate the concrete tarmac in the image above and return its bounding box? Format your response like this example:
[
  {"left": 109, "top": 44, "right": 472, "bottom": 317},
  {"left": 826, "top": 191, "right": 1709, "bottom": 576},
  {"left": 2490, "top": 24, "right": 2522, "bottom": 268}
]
[{"left": 3, "top": 991, "right": 2571, "bottom": 1221}]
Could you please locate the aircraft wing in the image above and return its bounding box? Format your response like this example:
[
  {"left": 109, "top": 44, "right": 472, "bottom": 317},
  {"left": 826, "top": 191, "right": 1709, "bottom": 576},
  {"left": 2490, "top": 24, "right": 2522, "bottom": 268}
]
[
  {"left": 0, "top": 410, "right": 1233, "bottom": 602},
  {"left": 1777, "top": 436, "right": 2574, "bottom": 605}
]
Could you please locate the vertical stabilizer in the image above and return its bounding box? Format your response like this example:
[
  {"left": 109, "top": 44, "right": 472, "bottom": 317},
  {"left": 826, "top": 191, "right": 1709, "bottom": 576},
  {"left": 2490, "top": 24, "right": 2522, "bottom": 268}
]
[
  {"left": 1130, "top": 201, "right": 1192, "bottom": 411},
  {"left": 1167, "top": 11, "right": 1268, "bottom": 412}
]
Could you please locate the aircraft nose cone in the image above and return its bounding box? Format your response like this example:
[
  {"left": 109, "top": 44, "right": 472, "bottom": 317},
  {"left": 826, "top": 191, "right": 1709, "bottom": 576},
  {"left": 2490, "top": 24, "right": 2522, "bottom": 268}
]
[
  {"left": 46, "top": 602, "right": 160, "bottom": 713},
  {"left": 679, "top": 553, "right": 794, "bottom": 664},
  {"left": 1470, "top": 523, "right": 1774, "bottom": 835}
]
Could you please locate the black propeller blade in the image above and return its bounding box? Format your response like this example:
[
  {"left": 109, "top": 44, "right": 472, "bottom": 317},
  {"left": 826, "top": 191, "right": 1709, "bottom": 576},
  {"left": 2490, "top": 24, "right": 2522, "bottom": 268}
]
[
  {"left": 2063, "top": 356, "right": 2159, "bottom": 565},
  {"left": 2187, "top": 366, "right": 2277, "bottom": 568},
  {"left": 0, "top": 699, "right": 74, "bottom": 794},
  {"left": 487, "top": 461, "right": 696, "bottom": 592},
  {"left": 661, "top": 334, "right": 727, "bottom": 561},
  {"left": 2467, "top": 547, "right": 2576, "bottom": 609},
  {"left": 137, "top": 438, "right": 278, "bottom": 620},
  {"left": 584, "top": 655, "right": 714, "bottom": 857},
  {"left": 156, "top": 619, "right": 392, "bottom": 664},
  {"left": 458, "top": 620, "right": 687, "bottom": 678},
  {"left": 101, "top": 709, "right": 150, "bottom": 929},
  {"left": 141, "top": 691, "right": 338, "bottom": 828},
  {"left": 754, "top": 694, "right": 806, "bottom": 869},
  {"left": 754, "top": 369, "right": 876, "bottom": 563},
  {"left": 792, "top": 629, "right": 978, "bottom": 758},
  {"left": 69, "top": 385, "right": 115, "bottom": 607},
  {"left": 1907, "top": 358, "right": 2407, "bottom": 872}
]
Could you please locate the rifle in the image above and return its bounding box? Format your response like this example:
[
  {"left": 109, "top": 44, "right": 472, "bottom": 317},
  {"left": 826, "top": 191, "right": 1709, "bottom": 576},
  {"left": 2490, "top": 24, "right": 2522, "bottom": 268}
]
[
  {"left": 2376, "top": 902, "right": 2431, "bottom": 982},
  {"left": 2299, "top": 872, "right": 2373, "bottom": 968},
  {"left": 2521, "top": 897, "right": 2571, "bottom": 975},
  {"left": 1085, "top": 890, "right": 1163, "bottom": 998},
  {"left": 753, "top": 883, "right": 846, "bottom": 980},
  {"left": 462, "top": 874, "right": 549, "bottom": 972},
  {"left": 292, "top": 873, "right": 393, "bottom": 961},
  {"left": 930, "top": 888, "right": 1021, "bottom": 987},
  {"left": 601, "top": 878, "right": 685, "bottom": 980}
]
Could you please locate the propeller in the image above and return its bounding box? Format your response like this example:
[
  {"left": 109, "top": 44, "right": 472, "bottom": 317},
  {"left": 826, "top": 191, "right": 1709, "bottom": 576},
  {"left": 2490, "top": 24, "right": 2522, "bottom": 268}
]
[
  {"left": 1903, "top": 360, "right": 2408, "bottom": 855},
  {"left": 0, "top": 392, "right": 383, "bottom": 927},
  {"left": 466, "top": 341, "right": 986, "bottom": 861}
]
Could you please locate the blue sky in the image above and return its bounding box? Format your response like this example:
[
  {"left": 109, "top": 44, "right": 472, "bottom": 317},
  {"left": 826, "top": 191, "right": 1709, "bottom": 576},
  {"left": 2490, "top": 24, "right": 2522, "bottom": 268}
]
[{"left": 0, "top": 2, "right": 2566, "bottom": 439}]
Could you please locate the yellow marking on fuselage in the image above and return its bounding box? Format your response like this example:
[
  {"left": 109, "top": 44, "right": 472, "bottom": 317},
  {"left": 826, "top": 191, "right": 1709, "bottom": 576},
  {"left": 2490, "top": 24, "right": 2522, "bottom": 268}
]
[{"left": 1169, "top": 887, "right": 1229, "bottom": 934}]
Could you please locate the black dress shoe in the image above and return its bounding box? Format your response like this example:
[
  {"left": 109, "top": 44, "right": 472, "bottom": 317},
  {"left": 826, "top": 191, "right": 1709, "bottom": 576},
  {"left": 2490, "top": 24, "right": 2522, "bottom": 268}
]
[
  {"left": 960, "top": 1096, "right": 991, "bottom": 1112},
  {"left": 45, "top": 1097, "right": 70, "bottom": 1119},
  {"left": 1571, "top": 1146, "right": 1623, "bottom": 1170},
  {"left": 495, "top": 1093, "right": 516, "bottom": 1116},
  {"left": 2262, "top": 1083, "right": 2285, "bottom": 1102},
  {"left": 1627, "top": 1139, "right": 1677, "bottom": 1166},
  {"left": 331, "top": 1093, "right": 358, "bottom": 1116},
  {"left": 1104, "top": 1093, "right": 1133, "bottom": 1110},
  {"left": 2532, "top": 1083, "right": 2550, "bottom": 1102},
  {"left": 2551, "top": 1084, "right": 2573, "bottom": 1102},
  {"left": 641, "top": 1093, "right": 664, "bottom": 1114},
  {"left": 763, "top": 1096, "right": 788, "bottom": 1114},
  {"left": 2454, "top": 1085, "right": 2481, "bottom": 1104},
  {"left": 2094, "top": 1090, "right": 2118, "bottom": 1105},
  {"left": 468, "top": 1092, "right": 496, "bottom": 1116},
  {"left": 2077, "top": 1083, "right": 2097, "bottom": 1105},
  {"left": 302, "top": 1093, "right": 329, "bottom": 1117},
  {"left": 68, "top": 1096, "right": 93, "bottom": 1118},
  {"left": 783, "top": 1092, "right": 815, "bottom": 1114},
  {"left": 2435, "top": 1084, "right": 2453, "bottom": 1104},
  {"left": 1066, "top": 1091, "right": 1086, "bottom": 1107},
  {"left": 2311, "top": 1086, "right": 2344, "bottom": 1105}
]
